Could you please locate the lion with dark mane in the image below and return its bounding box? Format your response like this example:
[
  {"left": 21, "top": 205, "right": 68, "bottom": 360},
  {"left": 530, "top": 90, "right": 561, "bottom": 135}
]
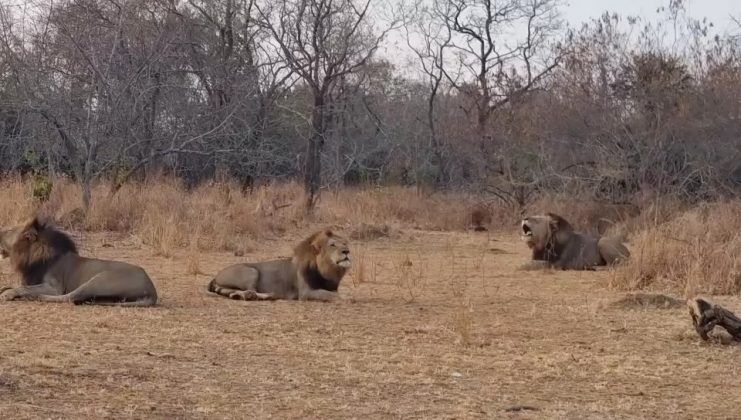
[
  {"left": 208, "top": 229, "right": 351, "bottom": 301},
  {"left": 520, "top": 212, "right": 630, "bottom": 270},
  {"left": 0, "top": 217, "right": 158, "bottom": 306}
]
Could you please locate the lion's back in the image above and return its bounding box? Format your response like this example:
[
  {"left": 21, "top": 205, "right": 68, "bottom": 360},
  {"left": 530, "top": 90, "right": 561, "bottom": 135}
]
[
  {"left": 250, "top": 259, "right": 298, "bottom": 297},
  {"left": 561, "top": 233, "right": 604, "bottom": 268}
]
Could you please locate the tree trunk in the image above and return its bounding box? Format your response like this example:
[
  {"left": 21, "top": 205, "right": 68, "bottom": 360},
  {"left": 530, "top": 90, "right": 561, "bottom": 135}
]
[
  {"left": 305, "top": 93, "right": 325, "bottom": 211},
  {"left": 81, "top": 143, "right": 98, "bottom": 211},
  {"left": 81, "top": 177, "right": 92, "bottom": 211},
  {"left": 144, "top": 72, "right": 161, "bottom": 178},
  {"left": 427, "top": 85, "right": 446, "bottom": 185}
]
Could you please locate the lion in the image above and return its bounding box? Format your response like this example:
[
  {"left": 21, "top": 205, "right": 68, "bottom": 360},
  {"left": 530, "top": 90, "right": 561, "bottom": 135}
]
[
  {"left": 520, "top": 212, "right": 630, "bottom": 270},
  {"left": 0, "top": 217, "right": 158, "bottom": 306},
  {"left": 208, "top": 229, "right": 351, "bottom": 302}
]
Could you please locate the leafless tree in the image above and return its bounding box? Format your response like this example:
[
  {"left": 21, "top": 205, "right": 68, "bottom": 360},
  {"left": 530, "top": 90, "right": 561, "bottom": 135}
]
[
  {"left": 0, "top": 1, "right": 179, "bottom": 208},
  {"left": 436, "top": 0, "right": 564, "bottom": 177},
  {"left": 257, "top": 0, "right": 397, "bottom": 210},
  {"left": 404, "top": 0, "right": 452, "bottom": 185},
  {"left": 0, "top": 0, "right": 738, "bottom": 210}
]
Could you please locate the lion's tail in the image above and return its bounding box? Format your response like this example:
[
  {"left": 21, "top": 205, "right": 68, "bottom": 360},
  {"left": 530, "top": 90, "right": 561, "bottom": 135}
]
[{"left": 207, "top": 278, "right": 218, "bottom": 294}]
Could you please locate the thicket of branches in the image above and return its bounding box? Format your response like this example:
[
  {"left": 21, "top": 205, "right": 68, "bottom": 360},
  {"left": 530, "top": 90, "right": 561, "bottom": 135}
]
[{"left": 0, "top": 0, "right": 739, "bottom": 211}]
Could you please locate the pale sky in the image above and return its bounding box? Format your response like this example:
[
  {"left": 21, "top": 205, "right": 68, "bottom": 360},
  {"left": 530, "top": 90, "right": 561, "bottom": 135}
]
[
  {"left": 386, "top": 0, "right": 741, "bottom": 76},
  {"left": 563, "top": 0, "right": 740, "bottom": 32}
]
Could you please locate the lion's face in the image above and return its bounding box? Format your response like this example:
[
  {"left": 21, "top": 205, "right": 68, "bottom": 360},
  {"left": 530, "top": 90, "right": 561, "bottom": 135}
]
[
  {"left": 318, "top": 234, "right": 352, "bottom": 270},
  {"left": 293, "top": 229, "right": 352, "bottom": 285},
  {"left": 520, "top": 213, "right": 573, "bottom": 251},
  {"left": 521, "top": 215, "right": 551, "bottom": 250}
]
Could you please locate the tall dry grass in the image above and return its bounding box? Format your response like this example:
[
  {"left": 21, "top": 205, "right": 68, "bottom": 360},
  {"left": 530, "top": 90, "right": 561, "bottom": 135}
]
[
  {"left": 1, "top": 175, "right": 739, "bottom": 295},
  {"left": 0, "top": 175, "right": 482, "bottom": 252},
  {"left": 610, "top": 201, "right": 741, "bottom": 296}
]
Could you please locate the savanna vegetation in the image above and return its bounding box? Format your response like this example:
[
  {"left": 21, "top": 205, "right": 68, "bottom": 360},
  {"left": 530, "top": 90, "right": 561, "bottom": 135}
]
[{"left": 0, "top": 0, "right": 739, "bottom": 294}]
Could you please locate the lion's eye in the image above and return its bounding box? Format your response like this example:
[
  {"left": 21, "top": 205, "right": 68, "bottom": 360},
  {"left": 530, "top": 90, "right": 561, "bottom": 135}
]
[{"left": 330, "top": 242, "right": 336, "bottom": 247}]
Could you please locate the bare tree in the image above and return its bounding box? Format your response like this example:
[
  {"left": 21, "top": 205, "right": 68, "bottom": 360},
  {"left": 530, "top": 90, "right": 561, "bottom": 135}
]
[
  {"left": 110, "top": 0, "right": 295, "bottom": 190},
  {"left": 0, "top": 1, "right": 255, "bottom": 206},
  {"left": 0, "top": 0, "right": 738, "bottom": 210},
  {"left": 0, "top": 0, "right": 175, "bottom": 208},
  {"left": 436, "top": 0, "right": 563, "bottom": 177},
  {"left": 404, "top": 0, "right": 451, "bottom": 185},
  {"left": 257, "top": 0, "right": 396, "bottom": 210}
]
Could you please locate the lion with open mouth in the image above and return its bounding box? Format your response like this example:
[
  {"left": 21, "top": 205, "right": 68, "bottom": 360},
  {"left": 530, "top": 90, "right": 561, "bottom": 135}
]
[{"left": 520, "top": 212, "right": 630, "bottom": 270}]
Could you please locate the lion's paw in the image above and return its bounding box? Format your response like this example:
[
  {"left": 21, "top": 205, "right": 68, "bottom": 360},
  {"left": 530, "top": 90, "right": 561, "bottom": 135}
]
[{"left": 0, "top": 288, "right": 16, "bottom": 302}]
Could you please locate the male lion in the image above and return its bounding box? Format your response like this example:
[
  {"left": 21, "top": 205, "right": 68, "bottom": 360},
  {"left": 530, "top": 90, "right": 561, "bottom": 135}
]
[
  {"left": 520, "top": 212, "right": 630, "bottom": 270},
  {"left": 0, "top": 218, "right": 158, "bottom": 306},
  {"left": 208, "top": 229, "right": 351, "bottom": 302}
]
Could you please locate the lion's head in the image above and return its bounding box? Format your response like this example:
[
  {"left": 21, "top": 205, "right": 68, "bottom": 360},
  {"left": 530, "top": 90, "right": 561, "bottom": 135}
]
[
  {"left": 293, "top": 229, "right": 351, "bottom": 284},
  {"left": 520, "top": 212, "right": 574, "bottom": 251},
  {"left": 4, "top": 218, "right": 78, "bottom": 283}
]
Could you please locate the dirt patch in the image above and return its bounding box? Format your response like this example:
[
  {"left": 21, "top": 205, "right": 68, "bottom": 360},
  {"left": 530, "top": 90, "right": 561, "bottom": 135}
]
[{"left": 608, "top": 293, "right": 686, "bottom": 310}]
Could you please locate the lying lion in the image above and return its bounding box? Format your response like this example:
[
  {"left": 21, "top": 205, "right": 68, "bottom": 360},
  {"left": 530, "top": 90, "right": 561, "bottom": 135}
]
[
  {"left": 0, "top": 218, "right": 158, "bottom": 306},
  {"left": 520, "top": 212, "right": 630, "bottom": 270},
  {"left": 208, "top": 229, "right": 351, "bottom": 301}
]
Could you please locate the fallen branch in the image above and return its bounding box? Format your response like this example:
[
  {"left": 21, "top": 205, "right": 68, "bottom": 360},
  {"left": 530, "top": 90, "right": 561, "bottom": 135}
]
[{"left": 688, "top": 297, "right": 741, "bottom": 341}]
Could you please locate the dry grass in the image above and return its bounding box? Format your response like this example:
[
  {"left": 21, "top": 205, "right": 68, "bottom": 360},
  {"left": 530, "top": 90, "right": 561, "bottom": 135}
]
[
  {"left": 1, "top": 175, "right": 739, "bottom": 296},
  {"left": 394, "top": 253, "right": 425, "bottom": 303},
  {"left": 611, "top": 201, "right": 741, "bottom": 296},
  {"left": 185, "top": 232, "right": 205, "bottom": 276},
  {"left": 0, "top": 176, "right": 482, "bottom": 252},
  {"left": 0, "top": 175, "right": 740, "bottom": 417},
  {"left": 451, "top": 298, "right": 475, "bottom": 347},
  {"left": 0, "top": 230, "right": 739, "bottom": 418}
]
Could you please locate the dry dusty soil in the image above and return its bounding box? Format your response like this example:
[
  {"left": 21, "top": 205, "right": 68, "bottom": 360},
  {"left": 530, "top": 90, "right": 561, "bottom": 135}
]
[{"left": 0, "top": 229, "right": 739, "bottom": 419}]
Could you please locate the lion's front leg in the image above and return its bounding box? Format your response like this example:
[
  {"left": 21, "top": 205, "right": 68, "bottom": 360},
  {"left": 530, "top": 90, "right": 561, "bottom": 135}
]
[
  {"left": 517, "top": 260, "right": 550, "bottom": 271},
  {"left": 299, "top": 288, "right": 342, "bottom": 302},
  {"left": 0, "top": 283, "right": 63, "bottom": 302}
]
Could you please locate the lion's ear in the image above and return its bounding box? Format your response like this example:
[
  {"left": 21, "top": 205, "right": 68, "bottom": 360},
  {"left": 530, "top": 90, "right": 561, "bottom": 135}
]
[
  {"left": 547, "top": 213, "right": 573, "bottom": 231},
  {"left": 324, "top": 230, "right": 333, "bottom": 238},
  {"left": 19, "top": 217, "right": 43, "bottom": 242},
  {"left": 23, "top": 227, "right": 38, "bottom": 242},
  {"left": 309, "top": 237, "right": 324, "bottom": 255}
]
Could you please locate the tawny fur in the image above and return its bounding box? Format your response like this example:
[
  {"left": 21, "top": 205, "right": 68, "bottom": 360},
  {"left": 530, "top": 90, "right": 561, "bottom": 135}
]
[
  {"left": 520, "top": 212, "right": 630, "bottom": 270},
  {"left": 0, "top": 218, "right": 158, "bottom": 306},
  {"left": 208, "top": 229, "right": 351, "bottom": 302}
]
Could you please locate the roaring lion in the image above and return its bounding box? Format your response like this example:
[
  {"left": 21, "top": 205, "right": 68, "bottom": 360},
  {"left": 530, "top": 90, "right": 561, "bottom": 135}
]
[
  {"left": 0, "top": 218, "right": 158, "bottom": 306},
  {"left": 208, "top": 229, "right": 351, "bottom": 301},
  {"left": 520, "top": 212, "right": 630, "bottom": 270}
]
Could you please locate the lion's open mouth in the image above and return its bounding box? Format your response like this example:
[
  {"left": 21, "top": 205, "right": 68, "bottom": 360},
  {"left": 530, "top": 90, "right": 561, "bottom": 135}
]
[{"left": 522, "top": 223, "right": 533, "bottom": 237}]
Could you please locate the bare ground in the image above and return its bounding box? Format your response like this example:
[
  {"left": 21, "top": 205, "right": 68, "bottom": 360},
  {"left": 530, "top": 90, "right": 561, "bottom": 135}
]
[{"left": 0, "top": 230, "right": 739, "bottom": 419}]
